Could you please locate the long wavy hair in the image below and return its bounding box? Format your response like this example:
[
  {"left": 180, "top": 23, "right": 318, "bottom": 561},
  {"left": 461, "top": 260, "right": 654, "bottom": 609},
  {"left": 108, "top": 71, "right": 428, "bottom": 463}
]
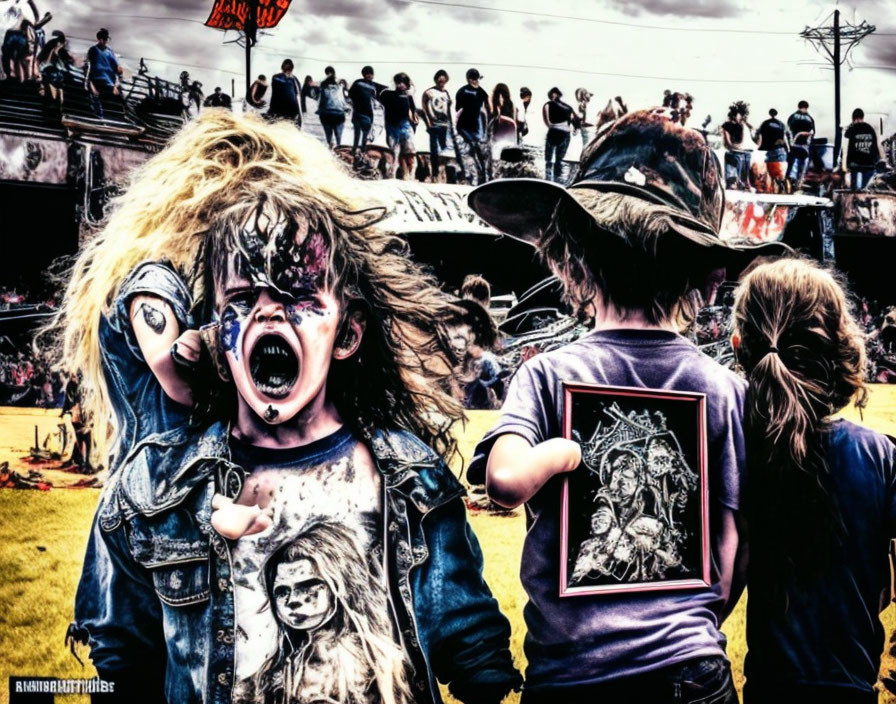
[
  {"left": 733, "top": 257, "right": 867, "bottom": 593},
  {"left": 48, "top": 110, "right": 461, "bottom": 460},
  {"left": 256, "top": 519, "right": 413, "bottom": 704},
  {"left": 197, "top": 178, "right": 462, "bottom": 459},
  {"left": 538, "top": 190, "right": 704, "bottom": 328}
]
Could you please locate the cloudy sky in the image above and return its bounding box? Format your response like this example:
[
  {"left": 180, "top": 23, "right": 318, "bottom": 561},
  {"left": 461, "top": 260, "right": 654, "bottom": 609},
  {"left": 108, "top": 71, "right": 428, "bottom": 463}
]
[{"left": 37, "top": 0, "right": 896, "bottom": 150}]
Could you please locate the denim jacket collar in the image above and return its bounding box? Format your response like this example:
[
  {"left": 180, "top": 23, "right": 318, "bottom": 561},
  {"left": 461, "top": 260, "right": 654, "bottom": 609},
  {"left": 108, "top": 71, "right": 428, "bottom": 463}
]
[{"left": 105, "top": 421, "right": 462, "bottom": 524}]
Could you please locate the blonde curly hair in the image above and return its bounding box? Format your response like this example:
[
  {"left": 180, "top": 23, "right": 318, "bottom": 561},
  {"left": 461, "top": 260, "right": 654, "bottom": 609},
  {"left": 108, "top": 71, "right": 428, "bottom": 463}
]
[{"left": 49, "top": 110, "right": 462, "bottom": 459}]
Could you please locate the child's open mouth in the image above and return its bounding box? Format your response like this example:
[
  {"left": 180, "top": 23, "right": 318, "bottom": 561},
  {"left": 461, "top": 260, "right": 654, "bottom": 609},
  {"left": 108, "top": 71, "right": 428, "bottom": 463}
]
[{"left": 249, "top": 334, "right": 299, "bottom": 398}]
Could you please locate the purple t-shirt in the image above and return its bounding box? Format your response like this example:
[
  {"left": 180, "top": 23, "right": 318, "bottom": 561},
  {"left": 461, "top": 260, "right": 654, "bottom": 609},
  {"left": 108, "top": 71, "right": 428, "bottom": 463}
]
[{"left": 468, "top": 329, "right": 746, "bottom": 690}]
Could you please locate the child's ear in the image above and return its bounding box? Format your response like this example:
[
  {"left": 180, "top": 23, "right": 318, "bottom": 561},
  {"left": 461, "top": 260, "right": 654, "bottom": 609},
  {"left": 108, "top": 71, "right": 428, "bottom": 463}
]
[{"left": 333, "top": 311, "right": 366, "bottom": 360}]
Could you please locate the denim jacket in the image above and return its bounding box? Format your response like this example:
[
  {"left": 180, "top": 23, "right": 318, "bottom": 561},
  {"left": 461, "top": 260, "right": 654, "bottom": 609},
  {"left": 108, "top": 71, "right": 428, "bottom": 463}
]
[{"left": 71, "top": 422, "right": 522, "bottom": 704}]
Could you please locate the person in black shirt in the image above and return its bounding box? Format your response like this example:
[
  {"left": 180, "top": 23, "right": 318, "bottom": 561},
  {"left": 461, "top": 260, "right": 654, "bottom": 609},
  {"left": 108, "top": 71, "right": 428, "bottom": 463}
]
[
  {"left": 542, "top": 87, "right": 579, "bottom": 182},
  {"left": 721, "top": 103, "right": 752, "bottom": 190},
  {"left": 377, "top": 72, "right": 418, "bottom": 179},
  {"left": 300, "top": 74, "right": 317, "bottom": 114},
  {"left": 247, "top": 74, "right": 268, "bottom": 109},
  {"left": 267, "top": 59, "right": 302, "bottom": 127},
  {"left": 755, "top": 109, "right": 789, "bottom": 192},
  {"left": 844, "top": 108, "right": 882, "bottom": 191},
  {"left": 454, "top": 68, "right": 492, "bottom": 185},
  {"left": 204, "top": 86, "right": 232, "bottom": 109},
  {"left": 786, "top": 100, "right": 814, "bottom": 188},
  {"left": 348, "top": 65, "right": 385, "bottom": 158}
]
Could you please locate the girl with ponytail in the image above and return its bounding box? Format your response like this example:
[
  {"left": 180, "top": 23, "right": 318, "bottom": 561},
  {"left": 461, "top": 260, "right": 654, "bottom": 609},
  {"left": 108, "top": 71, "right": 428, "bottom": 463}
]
[{"left": 734, "top": 257, "right": 896, "bottom": 704}]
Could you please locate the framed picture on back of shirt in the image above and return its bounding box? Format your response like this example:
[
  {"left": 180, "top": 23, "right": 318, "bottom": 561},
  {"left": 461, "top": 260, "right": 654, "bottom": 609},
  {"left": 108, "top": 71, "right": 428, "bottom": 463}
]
[{"left": 559, "top": 382, "right": 710, "bottom": 597}]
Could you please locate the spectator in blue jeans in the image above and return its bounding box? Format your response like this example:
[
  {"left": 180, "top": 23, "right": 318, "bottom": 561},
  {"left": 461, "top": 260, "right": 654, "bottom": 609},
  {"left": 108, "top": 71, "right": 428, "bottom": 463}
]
[
  {"left": 722, "top": 103, "right": 752, "bottom": 189},
  {"left": 347, "top": 66, "right": 384, "bottom": 159},
  {"left": 85, "top": 27, "right": 122, "bottom": 119},
  {"left": 455, "top": 68, "right": 492, "bottom": 185},
  {"left": 844, "top": 108, "right": 882, "bottom": 191},
  {"left": 786, "top": 100, "right": 815, "bottom": 189},
  {"left": 422, "top": 70, "right": 452, "bottom": 181},
  {"left": 317, "top": 66, "right": 348, "bottom": 149},
  {"left": 542, "top": 87, "right": 579, "bottom": 182}
]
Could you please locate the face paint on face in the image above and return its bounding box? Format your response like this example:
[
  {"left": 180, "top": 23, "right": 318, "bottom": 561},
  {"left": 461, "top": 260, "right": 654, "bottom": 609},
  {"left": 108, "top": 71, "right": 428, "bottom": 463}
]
[{"left": 215, "top": 210, "right": 344, "bottom": 426}]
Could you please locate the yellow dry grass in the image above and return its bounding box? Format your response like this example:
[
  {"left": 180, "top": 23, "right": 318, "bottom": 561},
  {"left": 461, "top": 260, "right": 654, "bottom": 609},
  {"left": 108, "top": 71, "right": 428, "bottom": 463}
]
[{"left": 0, "top": 385, "right": 894, "bottom": 704}]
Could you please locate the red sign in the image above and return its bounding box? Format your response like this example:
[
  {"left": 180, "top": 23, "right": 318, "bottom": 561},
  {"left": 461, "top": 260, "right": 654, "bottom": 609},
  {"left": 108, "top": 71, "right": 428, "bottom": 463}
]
[{"left": 205, "top": 0, "right": 292, "bottom": 30}]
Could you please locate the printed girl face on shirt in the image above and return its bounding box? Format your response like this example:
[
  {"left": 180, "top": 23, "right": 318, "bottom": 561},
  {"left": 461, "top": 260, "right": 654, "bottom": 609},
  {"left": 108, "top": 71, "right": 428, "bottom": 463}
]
[
  {"left": 272, "top": 557, "right": 334, "bottom": 632},
  {"left": 214, "top": 207, "right": 345, "bottom": 425}
]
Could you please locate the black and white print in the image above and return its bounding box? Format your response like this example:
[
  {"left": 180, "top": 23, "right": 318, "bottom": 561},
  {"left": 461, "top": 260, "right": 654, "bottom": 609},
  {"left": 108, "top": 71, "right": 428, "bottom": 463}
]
[{"left": 561, "top": 384, "right": 709, "bottom": 596}]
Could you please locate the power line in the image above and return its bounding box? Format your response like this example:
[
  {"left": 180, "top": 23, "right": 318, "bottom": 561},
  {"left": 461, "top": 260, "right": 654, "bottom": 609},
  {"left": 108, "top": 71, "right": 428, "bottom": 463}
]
[
  {"left": 398, "top": 0, "right": 896, "bottom": 36},
  {"left": 250, "top": 45, "right": 828, "bottom": 84}
]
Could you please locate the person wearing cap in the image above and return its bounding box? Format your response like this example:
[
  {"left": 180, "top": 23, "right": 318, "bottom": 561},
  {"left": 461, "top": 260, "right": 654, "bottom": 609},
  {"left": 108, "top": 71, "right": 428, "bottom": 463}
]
[
  {"left": 542, "top": 87, "right": 580, "bottom": 183},
  {"left": 466, "top": 109, "right": 789, "bottom": 704},
  {"left": 85, "top": 28, "right": 122, "bottom": 119},
  {"left": 454, "top": 68, "right": 492, "bottom": 185},
  {"left": 348, "top": 65, "right": 385, "bottom": 160}
]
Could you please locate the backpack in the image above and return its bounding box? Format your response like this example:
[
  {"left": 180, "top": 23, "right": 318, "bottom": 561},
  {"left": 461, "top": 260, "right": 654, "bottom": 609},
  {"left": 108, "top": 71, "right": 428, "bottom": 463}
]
[{"left": 318, "top": 82, "right": 347, "bottom": 116}]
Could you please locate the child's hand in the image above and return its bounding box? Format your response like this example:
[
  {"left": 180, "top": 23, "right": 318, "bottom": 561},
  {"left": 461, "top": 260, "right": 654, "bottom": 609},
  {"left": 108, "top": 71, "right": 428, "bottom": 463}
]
[
  {"left": 171, "top": 329, "right": 202, "bottom": 368},
  {"left": 211, "top": 493, "right": 274, "bottom": 540}
]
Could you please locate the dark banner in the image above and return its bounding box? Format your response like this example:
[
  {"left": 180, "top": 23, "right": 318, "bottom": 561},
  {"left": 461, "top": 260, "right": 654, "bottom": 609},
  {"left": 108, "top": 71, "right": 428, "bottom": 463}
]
[{"left": 205, "top": 0, "right": 292, "bottom": 30}]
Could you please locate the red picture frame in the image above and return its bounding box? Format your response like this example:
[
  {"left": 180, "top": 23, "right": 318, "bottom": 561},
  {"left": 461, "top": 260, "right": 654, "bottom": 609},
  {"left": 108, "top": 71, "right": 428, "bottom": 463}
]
[{"left": 560, "top": 382, "right": 710, "bottom": 597}]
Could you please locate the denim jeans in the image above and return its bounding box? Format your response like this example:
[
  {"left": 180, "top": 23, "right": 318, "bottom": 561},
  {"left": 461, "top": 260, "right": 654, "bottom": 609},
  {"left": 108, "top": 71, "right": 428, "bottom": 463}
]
[
  {"left": 457, "top": 128, "right": 488, "bottom": 185},
  {"left": 320, "top": 113, "right": 345, "bottom": 147},
  {"left": 351, "top": 112, "right": 372, "bottom": 151},
  {"left": 851, "top": 167, "right": 875, "bottom": 191},
  {"left": 787, "top": 145, "right": 809, "bottom": 183},
  {"left": 725, "top": 150, "right": 752, "bottom": 189},
  {"left": 545, "top": 128, "right": 571, "bottom": 182},
  {"left": 520, "top": 656, "right": 738, "bottom": 704}
]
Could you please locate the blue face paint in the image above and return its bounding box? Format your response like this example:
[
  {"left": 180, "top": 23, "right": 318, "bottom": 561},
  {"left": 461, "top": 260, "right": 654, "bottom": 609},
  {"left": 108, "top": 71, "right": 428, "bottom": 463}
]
[{"left": 221, "top": 306, "right": 243, "bottom": 361}]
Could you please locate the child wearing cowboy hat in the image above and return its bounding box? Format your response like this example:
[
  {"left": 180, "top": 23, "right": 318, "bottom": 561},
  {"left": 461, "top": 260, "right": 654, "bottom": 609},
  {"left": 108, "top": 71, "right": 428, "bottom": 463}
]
[{"left": 467, "top": 108, "right": 789, "bottom": 703}]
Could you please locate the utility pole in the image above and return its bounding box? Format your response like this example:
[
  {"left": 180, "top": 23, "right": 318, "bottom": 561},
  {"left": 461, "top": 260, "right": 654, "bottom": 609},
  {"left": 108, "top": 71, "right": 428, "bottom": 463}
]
[
  {"left": 833, "top": 10, "right": 841, "bottom": 165},
  {"left": 801, "top": 9, "right": 875, "bottom": 166},
  {"left": 245, "top": 0, "right": 257, "bottom": 99}
]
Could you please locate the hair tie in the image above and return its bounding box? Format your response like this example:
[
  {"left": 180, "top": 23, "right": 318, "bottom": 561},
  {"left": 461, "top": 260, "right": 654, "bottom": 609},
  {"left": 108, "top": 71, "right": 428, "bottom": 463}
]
[{"left": 767, "top": 346, "right": 779, "bottom": 354}]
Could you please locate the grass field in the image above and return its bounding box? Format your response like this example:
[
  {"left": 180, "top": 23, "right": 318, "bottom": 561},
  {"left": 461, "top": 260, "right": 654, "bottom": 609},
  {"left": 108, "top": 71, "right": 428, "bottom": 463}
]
[{"left": 1, "top": 387, "right": 895, "bottom": 704}]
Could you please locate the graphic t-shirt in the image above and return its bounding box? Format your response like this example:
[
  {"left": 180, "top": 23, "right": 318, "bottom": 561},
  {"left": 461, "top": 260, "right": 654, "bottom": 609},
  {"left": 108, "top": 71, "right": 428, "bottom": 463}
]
[
  {"left": 757, "top": 118, "right": 787, "bottom": 151},
  {"left": 468, "top": 330, "right": 746, "bottom": 690},
  {"left": 455, "top": 84, "right": 489, "bottom": 133},
  {"left": 787, "top": 111, "right": 815, "bottom": 146},
  {"left": 348, "top": 78, "right": 385, "bottom": 118},
  {"left": 229, "top": 427, "right": 411, "bottom": 704},
  {"left": 423, "top": 86, "right": 451, "bottom": 128},
  {"left": 845, "top": 121, "right": 880, "bottom": 168}
]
